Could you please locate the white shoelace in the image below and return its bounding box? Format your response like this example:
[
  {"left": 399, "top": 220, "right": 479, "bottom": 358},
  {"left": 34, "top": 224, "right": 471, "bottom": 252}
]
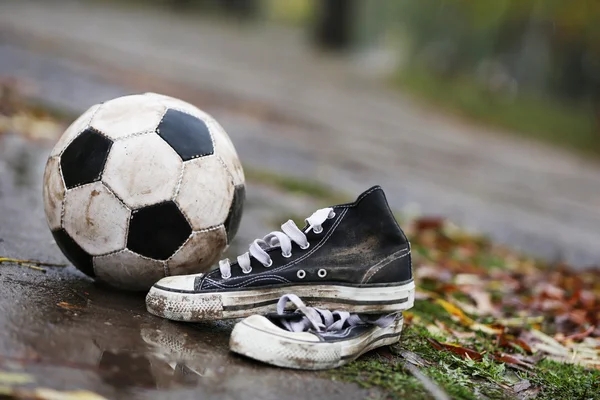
[
  {"left": 274, "top": 294, "right": 396, "bottom": 333},
  {"left": 218, "top": 207, "right": 335, "bottom": 279}
]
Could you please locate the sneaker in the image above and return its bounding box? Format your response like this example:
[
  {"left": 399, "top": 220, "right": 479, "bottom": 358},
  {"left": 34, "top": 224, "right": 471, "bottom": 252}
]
[
  {"left": 146, "top": 186, "right": 414, "bottom": 321},
  {"left": 229, "top": 294, "right": 403, "bottom": 370}
]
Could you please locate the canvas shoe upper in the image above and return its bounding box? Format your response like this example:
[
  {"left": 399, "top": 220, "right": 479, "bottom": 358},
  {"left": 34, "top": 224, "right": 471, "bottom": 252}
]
[
  {"left": 146, "top": 185, "right": 415, "bottom": 321},
  {"left": 229, "top": 294, "right": 404, "bottom": 370}
]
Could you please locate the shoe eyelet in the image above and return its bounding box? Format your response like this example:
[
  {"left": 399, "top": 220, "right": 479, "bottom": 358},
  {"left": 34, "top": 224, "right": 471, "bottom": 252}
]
[
  {"left": 242, "top": 267, "right": 252, "bottom": 274},
  {"left": 282, "top": 251, "right": 292, "bottom": 258},
  {"left": 328, "top": 211, "right": 336, "bottom": 219},
  {"left": 318, "top": 269, "right": 327, "bottom": 278},
  {"left": 297, "top": 270, "right": 306, "bottom": 279},
  {"left": 265, "top": 259, "right": 273, "bottom": 267},
  {"left": 222, "top": 273, "right": 231, "bottom": 279},
  {"left": 300, "top": 242, "right": 310, "bottom": 250},
  {"left": 313, "top": 226, "right": 323, "bottom": 234}
]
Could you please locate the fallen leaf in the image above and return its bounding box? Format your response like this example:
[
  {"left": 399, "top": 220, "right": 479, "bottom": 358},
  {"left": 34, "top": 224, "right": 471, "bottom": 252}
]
[
  {"left": 416, "top": 265, "right": 452, "bottom": 283},
  {"left": 496, "top": 316, "right": 544, "bottom": 327},
  {"left": 435, "top": 320, "right": 476, "bottom": 339},
  {"left": 563, "top": 326, "right": 595, "bottom": 342},
  {"left": 435, "top": 299, "right": 501, "bottom": 334},
  {"left": 0, "top": 371, "right": 34, "bottom": 385},
  {"left": 56, "top": 302, "right": 84, "bottom": 310},
  {"left": 468, "top": 290, "right": 496, "bottom": 316},
  {"left": 529, "top": 329, "right": 569, "bottom": 356},
  {"left": 493, "top": 353, "right": 535, "bottom": 370},
  {"left": 0, "top": 387, "right": 108, "bottom": 400},
  {"left": 435, "top": 299, "right": 473, "bottom": 325},
  {"left": 414, "top": 217, "right": 445, "bottom": 231},
  {"left": 426, "top": 338, "right": 483, "bottom": 361},
  {"left": 454, "top": 274, "right": 483, "bottom": 285}
]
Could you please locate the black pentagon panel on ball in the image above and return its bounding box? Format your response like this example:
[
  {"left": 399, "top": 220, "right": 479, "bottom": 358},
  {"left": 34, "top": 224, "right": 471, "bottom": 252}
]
[
  {"left": 60, "top": 128, "right": 113, "bottom": 189},
  {"left": 51, "top": 228, "right": 95, "bottom": 277},
  {"left": 156, "top": 109, "right": 214, "bottom": 161},
  {"left": 127, "top": 201, "right": 192, "bottom": 260},
  {"left": 224, "top": 184, "right": 245, "bottom": 243}
]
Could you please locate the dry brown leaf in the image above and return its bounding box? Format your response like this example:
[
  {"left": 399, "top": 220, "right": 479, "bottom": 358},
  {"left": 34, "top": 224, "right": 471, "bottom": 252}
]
[
  {"left": 493, "top": 353, "right": 535, "bottom": 370},
  {"left": 426, "top": 338, "right": 483, "bottom": 361}
]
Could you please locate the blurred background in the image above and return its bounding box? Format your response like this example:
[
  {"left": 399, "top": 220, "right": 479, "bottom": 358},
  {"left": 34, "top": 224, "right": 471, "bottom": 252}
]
[{"left": 1, "top": 0, "right": 600, "bottom": 268}]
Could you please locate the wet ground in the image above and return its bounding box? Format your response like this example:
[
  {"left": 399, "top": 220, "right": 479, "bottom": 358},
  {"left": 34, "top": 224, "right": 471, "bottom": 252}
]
[{"left": 0, "top": 134, "right": 373, "bottom": 399}]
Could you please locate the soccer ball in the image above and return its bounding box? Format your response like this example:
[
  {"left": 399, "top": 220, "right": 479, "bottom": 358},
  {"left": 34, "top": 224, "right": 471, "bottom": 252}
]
[{"left": 42, "top": 93, "right": 245, "bottom": 291}]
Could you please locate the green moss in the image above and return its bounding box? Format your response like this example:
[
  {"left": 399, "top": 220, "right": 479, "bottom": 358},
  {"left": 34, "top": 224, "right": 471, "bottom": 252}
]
[
  {"left": 325, "top": 326, "right": 516, "bottom": 399},
  {"left": 531, "top": 360, "right": 600, "bottom": 400}
]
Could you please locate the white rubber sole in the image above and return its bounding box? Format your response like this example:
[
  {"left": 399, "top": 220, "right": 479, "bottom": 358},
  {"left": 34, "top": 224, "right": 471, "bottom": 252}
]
[
  {"left": 146, "top": 281, "right": 415, "bottom": 321},
  {"left": 229, "top": 314, "right": 404, "bottom": 370}
]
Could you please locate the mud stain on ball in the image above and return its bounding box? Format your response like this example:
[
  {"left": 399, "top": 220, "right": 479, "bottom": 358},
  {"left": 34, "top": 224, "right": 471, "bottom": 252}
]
[
  {"left": 85, "top": 189, "right": 101, "bottom": 227},
  {"left": 167, "top": 226, "right": 227, "bottom": 276}
]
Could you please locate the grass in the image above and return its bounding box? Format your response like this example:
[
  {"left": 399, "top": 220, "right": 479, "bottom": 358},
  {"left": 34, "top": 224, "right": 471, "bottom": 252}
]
[
  {"left": 325, "top": 317, "right": 600, "bottom": 400},
  {"left": 326, "top": 326, "right": 515, "bottom": 400},
  {"left": 395, "top": 68, "right": 600, "bottom": 158}
]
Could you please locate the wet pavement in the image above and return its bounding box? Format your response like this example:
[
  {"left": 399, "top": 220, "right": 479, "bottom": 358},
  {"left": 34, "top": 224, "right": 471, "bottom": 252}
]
[{"left": 0, "top": 134, "right": 373, "bottom": 399}]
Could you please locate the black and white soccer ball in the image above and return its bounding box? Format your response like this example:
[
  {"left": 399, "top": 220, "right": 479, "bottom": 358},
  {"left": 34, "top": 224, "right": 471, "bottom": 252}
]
[{"left": 42, "top": 93, "right": 245, "bottom": 291}]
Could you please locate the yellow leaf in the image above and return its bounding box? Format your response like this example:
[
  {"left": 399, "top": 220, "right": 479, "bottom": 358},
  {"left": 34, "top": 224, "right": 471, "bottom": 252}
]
[
  {"left": 435, "top": 299, "right": 501, "bottom": 334},
  {"left": 56, "top": 302, "right": 83, "bottom": 310},
  {"left": 35, "top": 388, "right": 109, "bottom": 400},
  {"left": 496, "top": 316, "right": 544, "bottom": 327},
  {"left": 0, "top": 371, "right": 34, "bottom": 385},
  {"left": 435, "top": 299, "right": 475, "bottom": 325}
]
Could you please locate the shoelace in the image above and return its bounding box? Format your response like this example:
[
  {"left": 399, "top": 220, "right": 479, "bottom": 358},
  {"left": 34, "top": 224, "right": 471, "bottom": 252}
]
[
  {"left": 273, "top": 294, "right": 396, "bottom": 333},
  {"left": 218, "top": 207, "right": 336, "bottom": 279}
]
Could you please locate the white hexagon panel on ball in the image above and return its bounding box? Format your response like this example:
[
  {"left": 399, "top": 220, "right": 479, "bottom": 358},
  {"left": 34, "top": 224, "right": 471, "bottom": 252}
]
[
  {"left": 90, "top": 94, "right": 165, "bottom": 140},
  {"left": 62, "top": 182, "right": 130, "bottom": 256},
  {"left": 176, "top": 156, "right": 233, "bottom": 230},
  {"left": 102, "top": 133, "right": 183, "bottom": 209}
]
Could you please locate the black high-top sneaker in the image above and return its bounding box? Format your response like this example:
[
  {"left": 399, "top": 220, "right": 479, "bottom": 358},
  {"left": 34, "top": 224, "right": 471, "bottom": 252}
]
[{"left": 146, "top": 186, "right": 414, "bottom": 321}]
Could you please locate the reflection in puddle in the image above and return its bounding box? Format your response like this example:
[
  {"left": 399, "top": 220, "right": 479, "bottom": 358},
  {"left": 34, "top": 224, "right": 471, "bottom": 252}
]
[
  {"left": 140, "top": 319, "right": 237, "bottom": 389},
  {"left": 99, "top": 351, "right": 157, "bottom": 389}
]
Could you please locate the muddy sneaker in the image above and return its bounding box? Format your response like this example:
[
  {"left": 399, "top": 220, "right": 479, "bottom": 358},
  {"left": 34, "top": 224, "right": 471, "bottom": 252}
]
[
  {"left": 146, "top": 186, "right": 414, "bottom": 321},
  {"left": 229, "top": 294, "right": 403, "bottom": 370}
]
